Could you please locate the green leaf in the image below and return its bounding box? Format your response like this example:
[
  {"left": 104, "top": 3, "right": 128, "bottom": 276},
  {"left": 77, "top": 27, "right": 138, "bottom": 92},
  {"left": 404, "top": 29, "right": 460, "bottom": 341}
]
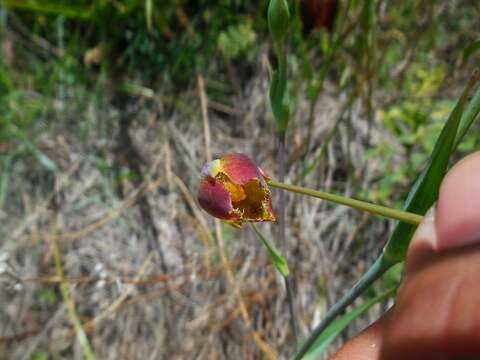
[
  {"left": 463, "top": 40, "right": 480, "bottom": 63},
  {"left": 31, "top": 352, "right": 49, "bottom": 360},
  {"left": 295, "top": 74, "right": 480, "bottom": 360},
  {"left": 383, "top": 73, "right": 479, "bottom": 262},
  {"left": 302, "top": 288, "right": 395, "bottom": 360},
  {"left": 26, "top": 142, "right": 59, "bottom": 173},
  {"left": 0, "top": 154, "right": 14, "bottom": 206},
  {"left": 1, "top": 0, "right": 92, "bottom": 20},
  {"left": 251, "top": 224, "right": 289, "bottom": 277},
  {"left": 269, "top": 70, "right": 280, "bottom": 112},
  {"left": 145, "top": 0, "right": 153, "bottom": 31},
  {"left": 455, "top": 83, "right": 480, "bottom": 148},
  {"left": 269, "top": 66, "right": 290, "bottom": 133},
  {"left": 294, "top": 254, "right": 392, "bottom": 360},
  {"left": 6, "top": 122, "right": 59, "bottom": 173},
  {"left": 218, "top": 22, "right": 257, "bottom": 59}
]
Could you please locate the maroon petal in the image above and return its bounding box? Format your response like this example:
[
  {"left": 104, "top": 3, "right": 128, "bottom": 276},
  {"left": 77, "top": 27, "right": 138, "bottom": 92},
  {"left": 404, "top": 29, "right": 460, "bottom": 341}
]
[
  {"left": 197, "top": 176, "right": 237, "bottom": 220},
  {"left": 221, "top": 153, "right": 265, "bottom": 185}
]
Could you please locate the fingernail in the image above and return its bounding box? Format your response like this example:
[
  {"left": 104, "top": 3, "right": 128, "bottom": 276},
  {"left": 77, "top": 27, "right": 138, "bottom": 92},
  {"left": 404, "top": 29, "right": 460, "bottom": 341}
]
[
  {"left": 436, "top": 152, "right": 480, "bottom": 251},
  {"left": 424, "top": 204, "right": 436, "bottom": 221}
]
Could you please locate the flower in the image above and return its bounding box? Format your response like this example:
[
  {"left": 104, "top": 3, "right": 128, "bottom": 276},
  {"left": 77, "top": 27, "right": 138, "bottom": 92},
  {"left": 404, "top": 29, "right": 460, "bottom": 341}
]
[
  {"left": 300, "top": 0, "right": 338, "bottom": 36},
  {"left": 197, "top": 154, "right": 276, "bottom": 226}
]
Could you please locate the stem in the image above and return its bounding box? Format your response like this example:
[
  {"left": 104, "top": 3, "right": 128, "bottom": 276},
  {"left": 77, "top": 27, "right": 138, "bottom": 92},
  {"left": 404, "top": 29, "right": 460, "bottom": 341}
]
[
  {"left": 278, "top": 134, "right": 300, "bottom": 352},
  {"left": 300, "top": 1, "right": 356, "bottom": 164},
  {"left": 277, "top": 134, "right": 287, "bottom": 249},
  {"left": 275, "top": 44, "right": 287, "bottom": 88},
  {"left": 268, "top": 180, "right": 423, "bottom": 225},
  {"left": 277, "top": 134, "right": 299, "bottom": 347},
  {"left": 272, "top": 14, "right": 297, "bottom": 351},
  {"left": 301, "top": 54, "right": 331, "bottom": 161},
  {"left": 218, "top": 222, "right": 277, "bottom": 359},
  {"left": 51, "top": 220, "right": 96, "bottom": 360},
  {"left": 285, "top": 276, "right": 298, "bottom": 350},
  {"left": 300, "top": 90, "right": 357, "bottom": 181},
  {"left": 294, "top": 254, "right": 393, "bottom": 360},
  {"left": 252, "top": 211, "right": 300, "bottom": 354}
]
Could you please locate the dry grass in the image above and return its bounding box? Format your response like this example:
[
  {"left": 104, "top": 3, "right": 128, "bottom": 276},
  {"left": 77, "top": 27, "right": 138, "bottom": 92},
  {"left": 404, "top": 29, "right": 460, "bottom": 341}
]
[{"left": 0, "top": 48, "right": 411, "bottom": 360}]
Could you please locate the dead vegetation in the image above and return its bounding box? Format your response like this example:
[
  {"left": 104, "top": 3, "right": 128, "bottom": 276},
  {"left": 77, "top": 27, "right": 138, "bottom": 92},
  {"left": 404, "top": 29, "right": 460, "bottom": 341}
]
[
  {"left": 0, "top": 53, "right": 400, "bottom": 359},
  {"left": 1, "top": 2, "right": 479, "bottom": 358}
]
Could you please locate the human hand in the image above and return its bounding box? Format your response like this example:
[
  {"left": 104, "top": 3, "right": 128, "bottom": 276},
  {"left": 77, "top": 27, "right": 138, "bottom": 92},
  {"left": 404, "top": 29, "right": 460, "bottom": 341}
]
[{"left": 329, "top": 151, "right": 480, "bottom": 360}]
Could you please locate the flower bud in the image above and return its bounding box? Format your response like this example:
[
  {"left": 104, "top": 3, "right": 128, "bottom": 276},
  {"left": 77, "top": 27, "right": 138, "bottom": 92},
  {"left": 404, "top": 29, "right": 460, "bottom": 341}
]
[
  {"left": 197, "top": 154, "right": 276, "bottom": 226},
  {"left": 300, "top": 0, "right": 338, "bottom": 36},
  {"left": 268, "top": 0, "right": 290, "bottom": 45}
]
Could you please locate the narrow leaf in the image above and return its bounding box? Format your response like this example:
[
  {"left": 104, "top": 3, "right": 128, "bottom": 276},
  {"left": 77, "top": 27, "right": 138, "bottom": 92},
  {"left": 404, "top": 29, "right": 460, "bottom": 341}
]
[
  {"left": 8, "top": 123, "right": 59, "bottom": 173},
  {"left": 295, "top": 73, "right": 480, "bottom": 360},
  {"left": 302, "top": 287, "right": 396, "bottom": 360},
  {"left": 463, "top": 40, "right": 480, "bottom": 63},
  {"left": 455, "top": 82, "right": 480, "bottom": 148},
  {"left": 251, "top": 224, "right": 289, "bottom": 277},
  {"left": 294, "top": 254, "right": 392, "bottom": 359},
  {"left": 384, "top": 72, "right": 479, "bottom": 262},
  {"left": 1, "top": 0, "right": 92, "bottom": 20},
  {"left": 26, "top": 142, "right": 59, "bottom": 173},
  {"left": 269, "top": 44, "right": 290, "bottom": 134}
]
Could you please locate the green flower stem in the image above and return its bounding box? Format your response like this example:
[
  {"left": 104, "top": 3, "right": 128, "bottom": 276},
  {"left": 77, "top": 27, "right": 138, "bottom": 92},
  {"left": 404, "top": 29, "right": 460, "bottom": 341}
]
[{"left": 268, "top": 180, "right": 423, "bottom": 225}]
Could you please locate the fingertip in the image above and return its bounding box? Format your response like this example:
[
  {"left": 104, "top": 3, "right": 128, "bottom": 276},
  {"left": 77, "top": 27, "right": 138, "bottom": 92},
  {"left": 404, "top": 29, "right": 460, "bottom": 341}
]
[
  {"left": 406, "top": 151, "right": 480, "bottom": 274},
  {"left": 380, "top": 152, "right": 480, "bottom": 360},
  {"left": 328, "top": 315, "right": 387, "bottom": 360},
  {"left": 436, "top": 151, "right": 480, "bottom": 250}
]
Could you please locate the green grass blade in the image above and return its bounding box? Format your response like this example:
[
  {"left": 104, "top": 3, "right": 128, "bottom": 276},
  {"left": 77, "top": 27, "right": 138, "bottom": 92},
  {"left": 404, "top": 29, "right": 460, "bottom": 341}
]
[
  {"left": 383, "top": 72, "right": 479, "bottom": 262},
  {"left": 1, "top": 0, "right": 92, "bottom": 20},
  {"left": 295, "top": 255, "right": 392, "bottom": 359},
  {"left": 462, "top": 40, "right": 480, "bottom": 63},
  {"left": 8, "top": 123, "right": 59, "bottom": 172},
  {"left": 0, "top": 154, "right": 14, "bottom": 206},
  {"left": 145, "top": 0, "right": 153, "bottom": 31},
  {"left": 455, "top": 82, "right": 480, "bottom": 148},
  {"left": 302, "top": 287, "right": 396, "bottom": 360},
  {"left": 295, "top": 73, "right": 480, "bottom": 360},
  {"left": 25, "top": 142, "right": 59, "bottom": 172}
]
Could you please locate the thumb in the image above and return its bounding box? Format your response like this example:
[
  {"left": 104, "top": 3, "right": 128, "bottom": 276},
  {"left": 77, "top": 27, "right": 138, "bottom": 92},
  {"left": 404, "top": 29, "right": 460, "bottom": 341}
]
[{"left": 381, "top": 151, "right": 480, "bottom": 360}]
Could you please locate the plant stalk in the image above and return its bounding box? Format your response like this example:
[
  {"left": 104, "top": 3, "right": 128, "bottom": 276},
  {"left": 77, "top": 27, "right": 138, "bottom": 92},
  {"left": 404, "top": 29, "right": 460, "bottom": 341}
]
[
  {"left": 285, "top": 276, "right": 298, "bottom": 350},
  {"left": 268, "top": 180, "right": 423, "bottom": 225},
  {"left": 277, "top": 133, "right": 299, "bottom": 348}
]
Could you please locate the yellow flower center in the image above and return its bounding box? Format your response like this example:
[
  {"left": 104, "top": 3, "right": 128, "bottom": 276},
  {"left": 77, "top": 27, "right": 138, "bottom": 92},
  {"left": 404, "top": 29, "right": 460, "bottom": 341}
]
[
  {"left": 223, "top": 179, "right": 247, "bottom": 202},
  {"left": 216, "top": 172, "right": 274, "bottom": 225}
]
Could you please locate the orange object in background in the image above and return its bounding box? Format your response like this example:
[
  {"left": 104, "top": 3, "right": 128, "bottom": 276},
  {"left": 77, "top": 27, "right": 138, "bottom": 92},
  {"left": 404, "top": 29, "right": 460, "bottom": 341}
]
[{"left": 300, "top": 0, "right": 338, "bottom": 35}]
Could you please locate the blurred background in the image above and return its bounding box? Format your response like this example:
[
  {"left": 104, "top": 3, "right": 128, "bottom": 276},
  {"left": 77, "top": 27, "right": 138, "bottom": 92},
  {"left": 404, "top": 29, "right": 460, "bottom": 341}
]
[{"left": 0, "top": 0, "right": 479, "bottom": 359}]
